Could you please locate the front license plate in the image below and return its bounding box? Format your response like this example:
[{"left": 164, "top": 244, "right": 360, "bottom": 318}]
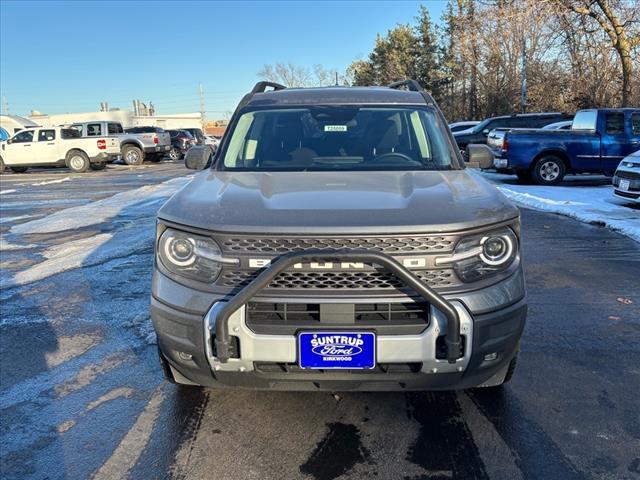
[
  {"left": 299, "top": 332, "right": 376, "bottom": 369},
  {"left": 619, "top": 179, "right": 630, "bottom": 191}
]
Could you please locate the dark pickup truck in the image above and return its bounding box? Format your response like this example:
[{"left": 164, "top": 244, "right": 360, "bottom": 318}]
[{"left": 492, "top": 108, "right": 640, "bottom": 185}]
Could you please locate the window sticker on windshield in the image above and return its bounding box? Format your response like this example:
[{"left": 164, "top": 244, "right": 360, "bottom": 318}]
[{"left": 324, "top": 125, "right": 348, "bottom": 132}]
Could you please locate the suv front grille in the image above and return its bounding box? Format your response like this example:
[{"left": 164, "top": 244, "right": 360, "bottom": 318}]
[
  {"left": 246, "top": 301, "right": 430, "bottom": 335},
  {"left": 220, "top": 235, "right": 455, "bottom": 254},
  {"left": 219, "top": 269, "right": 455, "bottom": 291}
]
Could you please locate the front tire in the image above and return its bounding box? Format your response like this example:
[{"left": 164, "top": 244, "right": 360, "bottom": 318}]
[
  {"left": 122, "top": 145, "right": 144, "bottom": 166},
  {"left": 532, "top": 155, "right": 565, "bottom": 185},
  {"left": 168, "top": 147, "right": 182, "bottom": 161},
  {"left": 0, "top": 156, "right": 5, "bottom": 174},
  {"left": 149, "top": 153, "right": 164, "bottom": 163},
  {"left": 66, "top": 151, "right": 90, "bottom": 173},
  {"left": 90, "top": 162, "right": 106, "bottom": 171}
]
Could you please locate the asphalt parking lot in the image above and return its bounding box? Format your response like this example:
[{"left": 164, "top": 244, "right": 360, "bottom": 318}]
[{"left": 1, "top": 162, "right": 639, "bottom": 480}]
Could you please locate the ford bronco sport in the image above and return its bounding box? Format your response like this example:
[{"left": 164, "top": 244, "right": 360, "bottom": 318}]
[{"left": 151, "top": 80, "right": 527, "bottom": 391}]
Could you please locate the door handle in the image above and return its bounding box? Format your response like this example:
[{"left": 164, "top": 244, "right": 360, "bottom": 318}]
[
  {"left": 47, "top": 142, "right": 55, "bottom": 145},
  {"left": 23, "top": 144, "right": 31, "bottom": 147}
]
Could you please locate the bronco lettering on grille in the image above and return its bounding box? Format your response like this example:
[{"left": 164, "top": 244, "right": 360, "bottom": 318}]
[{"left": 248, "top": 259, "right": 427, "bottom": 269}]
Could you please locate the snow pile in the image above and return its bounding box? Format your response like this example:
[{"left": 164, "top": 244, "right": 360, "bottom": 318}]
[
  {"left": 11, "top": 175, "right": 191, "bottom": 235},
  {"left": 0, "top": 189, "right": 17, "bottom": 195},
  {"left": 482, "top": 172, "right": 640, "bottom": 242}
]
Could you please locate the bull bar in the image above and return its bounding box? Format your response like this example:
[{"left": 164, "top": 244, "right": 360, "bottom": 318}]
[{"left": 213, "top": 250, "right": 462, "bottom": 364}]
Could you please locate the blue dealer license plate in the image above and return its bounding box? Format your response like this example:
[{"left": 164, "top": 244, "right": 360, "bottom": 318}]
[{"left": 298, "top": 332, "right": 376, "bottom": 369}]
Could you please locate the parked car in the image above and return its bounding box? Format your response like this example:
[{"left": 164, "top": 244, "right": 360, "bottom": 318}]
[
  {"left": 453, "top": 112, "right": 573, "bottom": 150},
  {"left": 204, "top": 135, "right": 220, "bottom": 152},
  {"left": 448, "top": 121, "right": 479, "bottom": 133},
  {"left": 182, "top": 128, "right": 205, "bottom": 145},
  {"left": 152, "top": 79, "right": 527, "bottom": 392},
  {"left": 166, "top": 129, "right": 195, "bottom": 160},
  {"left": 0, "top": 126, "right": 120, "bottom": 173},
  {"left": 495, "top": 108, "right": 640, "bottom": 185},
  {"left": 612, "top": 149, "right": 640, "bottom": 203},
  {"left": 120, "top": 126, "right": 172, "bottom": 164},
  {"left": 71, "top": 121, "right": 171, "bottom": 165},
  {"left": 488, "top": 120, "right": 576, "bottom": 169}
]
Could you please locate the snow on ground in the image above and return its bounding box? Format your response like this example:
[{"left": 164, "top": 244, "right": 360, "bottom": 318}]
[
  {"left": 10, "top": 175, "right": 191, "bottom": 235},
  {"left": 2, "top": 174, "right": 193, "bottom": 288},
  {"left": 0, "top": 189, "right": 17, "bottom": 195},
  {"left": 122, "top": 313, "right": 157, "bottom": 345},
  {"left": 31, "top": 176, "right": 72, "bottom": 186},
  {"left": 481, "top": 172, "right": 640, "bottom": 242}
]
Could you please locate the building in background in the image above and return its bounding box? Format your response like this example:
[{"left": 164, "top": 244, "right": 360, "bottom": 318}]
[
  {"left": 27, "top": 109, "right": 203, "bottom": 130},
  {"left": 0, "top": 114, "right": 40, "bottom": 140},
  {"left": 204, "top": 119, "right": 228, "bottom": 137}
]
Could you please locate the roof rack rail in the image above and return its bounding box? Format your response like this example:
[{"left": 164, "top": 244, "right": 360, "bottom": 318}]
[
  {"left": 387, "top": 79, "right": 436, "bottom": 106},
  {"left": 250, "top": 81, "right": 287, "bottom": 94},
  {"left": 230, "top": 81, "right": 287, "bottom": 119},
  {"left": 387, "top": 79, "right": 423, "bottom": 92}
]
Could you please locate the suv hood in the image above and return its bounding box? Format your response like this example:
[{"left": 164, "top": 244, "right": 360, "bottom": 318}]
[{"left": 159, "top": 170, "right": 519, "bottom": 234}]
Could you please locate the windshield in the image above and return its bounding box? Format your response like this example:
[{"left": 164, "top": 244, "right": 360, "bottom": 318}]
[
  {"left": 470, "top": 119, "right": 491, "bottom": 133},
  {"left": 220, "top": 106, "right": 458, "bottom": 171}
]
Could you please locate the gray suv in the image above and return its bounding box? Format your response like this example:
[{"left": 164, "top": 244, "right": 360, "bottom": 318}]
[{"left": 151, "top": 80, "right": 527, "bottom": 391}]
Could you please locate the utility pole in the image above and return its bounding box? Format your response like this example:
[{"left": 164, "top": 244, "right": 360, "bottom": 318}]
[
  {"left": 521, "top": 37, "right": 528, "bottom": 113},
  {"left": 199, "top": 82, "right": 205, "bottom": 130},
  {"left": 2, "top": 96, "right": 9, "bottom": 114}
]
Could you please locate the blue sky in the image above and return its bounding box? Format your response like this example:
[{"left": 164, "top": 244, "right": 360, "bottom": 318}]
[{"left": 0, "top": 0, "right": 447, "bottom": 118}]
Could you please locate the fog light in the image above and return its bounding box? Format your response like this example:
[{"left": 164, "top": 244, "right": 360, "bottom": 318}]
[
  {"left": 483, "top": 352, "right": 498, "bottom": 361},
  {"left": 178, "top": 351, "right": 193, "bottom": 361}
]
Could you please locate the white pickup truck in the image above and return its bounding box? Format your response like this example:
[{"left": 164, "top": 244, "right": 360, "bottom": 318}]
[
  {"left": 0, "top": 126, "right": 120, "bottom": 173},
  {"left": 71, "top": 121, "right": 171, "bottom": 165}
]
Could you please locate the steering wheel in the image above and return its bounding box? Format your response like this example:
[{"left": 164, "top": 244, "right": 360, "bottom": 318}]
[{"left": 371, "top": 151, "right": 416, "bottom": 163}]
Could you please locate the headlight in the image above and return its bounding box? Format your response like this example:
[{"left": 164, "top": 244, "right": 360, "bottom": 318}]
[
  {"left": 436, "top": 227, "right": 518, "bottom": 283},
  {"left": 157, "top": 228, "right": 238, "bottom": 282}
]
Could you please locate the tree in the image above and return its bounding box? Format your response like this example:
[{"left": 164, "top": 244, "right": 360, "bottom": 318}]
[
  {"left": 562, "top": 0, "right": 640, "bottom": 106},
  {"left": 413, "top": 5, "right": 440, "bottom": 91},
  {"left": 258, "top": 63, "right": 346, "bottom": 87}
]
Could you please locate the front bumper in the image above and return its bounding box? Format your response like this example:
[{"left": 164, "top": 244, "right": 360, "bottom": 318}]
[
  {"left": 151, "top": 251, "right": 527, "bottom": 391},
  {"left": 613, "top": 168, "right": 640, "bottom": 202}
]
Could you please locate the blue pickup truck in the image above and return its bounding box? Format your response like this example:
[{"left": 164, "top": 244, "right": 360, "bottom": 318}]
[{"left": 491, "top": 108, "right": 640, "bottom": 185}]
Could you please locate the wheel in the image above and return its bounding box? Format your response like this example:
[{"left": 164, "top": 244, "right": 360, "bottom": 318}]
[
  {"left": 11, "top": 166, "right": 29, "bottom": 173},
  {"left": 532, "top": 155, "right": 565, "bottom": 185},
  {"left": 168, "top": 147, "right": 182, "bottom": 161},
  {"left": 122, "top": 145, "right": 144, "bottom": 166},
  {"left": 150, "top": 153, "right": 164, "bottom": 163},
  {"left": 0, "top": 156, "right": 4, "bottom": 174},
  {"left": 516, "top": 169, "right": 532, "bottom": 184},
  {"left": 90, "top": 162, "right": 106, "bottom": 171},
  {"left": 66, "top": 150, "right": 90, "bottom": 173}
]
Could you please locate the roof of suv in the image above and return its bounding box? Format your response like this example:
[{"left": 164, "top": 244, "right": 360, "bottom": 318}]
[{"left": 246, "top": 86, "right": 427, "bottom": 107}]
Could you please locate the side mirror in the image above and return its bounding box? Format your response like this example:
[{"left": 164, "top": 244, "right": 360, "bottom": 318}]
[
  {"left": 465, "top": 144, "right": 494, "bottom": 169},
  {"left": 184, "top": 146, "right": 212, "bottom": 170},
  {"left": 6, "top": 139, "right": 12, "bottom": 144}
]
